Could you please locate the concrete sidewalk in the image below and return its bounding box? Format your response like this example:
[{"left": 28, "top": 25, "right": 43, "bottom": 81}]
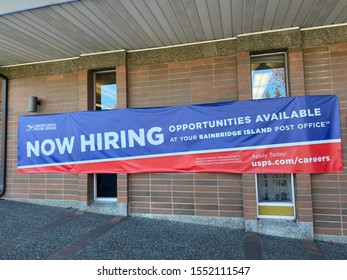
[{"left": 0, "top": 199, "right": 346, "bottom": 260}]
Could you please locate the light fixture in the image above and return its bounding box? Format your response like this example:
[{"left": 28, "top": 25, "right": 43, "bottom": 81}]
[
  {"left": 28, "top": 96, "right": 41, "bottom": 112},
  {"left": 255, "top": 62, "right": 271, "bottom": 71}
]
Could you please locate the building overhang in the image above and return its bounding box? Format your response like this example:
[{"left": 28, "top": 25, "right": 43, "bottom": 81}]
[{"left": 0, "top": 0, "right": 346, "bottom": 67}]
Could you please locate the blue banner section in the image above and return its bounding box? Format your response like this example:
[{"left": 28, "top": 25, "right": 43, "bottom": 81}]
[{"left": 17, "top": 95, "right": 342, "bottom": 174}]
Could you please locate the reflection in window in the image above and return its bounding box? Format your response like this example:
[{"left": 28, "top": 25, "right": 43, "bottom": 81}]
[
  {"left": 251, "top": 54, "right": 287, "bottom": 100},
  {"left": 95, "top": 71, "right": 117, "bottom": 110},
  {"left": 257, "top": 174, "right": 293, "bottom": 203}
]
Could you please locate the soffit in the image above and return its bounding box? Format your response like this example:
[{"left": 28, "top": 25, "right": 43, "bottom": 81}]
[{"left": 0, "top": 0, "right": 346, "bottom": 66}]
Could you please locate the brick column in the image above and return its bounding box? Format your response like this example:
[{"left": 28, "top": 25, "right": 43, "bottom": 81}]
[
  {"left": 237, "top": 52, "right": 251, "bottom": 100},
  {"left": 288, "top": 47, "right": 314, "bottom": 239},
  {"left": 288, "top": 47, "right": 314, "bottom": 221},
  {"left": 116, "top": 64, "right": 129, "bottom": 215},
  {"left": 236, "top": 52, "right": 257, "bottom": 229},
  {"left": 242, "top": 174, "right": 257, "bottom": 221},
  {"left": 295, "top": 174, "right": 313, "bottom": 223},
  {"left": 77, "top": 70, "right": 92, "bottom": 204}
]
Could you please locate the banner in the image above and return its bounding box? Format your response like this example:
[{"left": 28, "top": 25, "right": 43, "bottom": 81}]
[{"left": 17, "top": 95, "right": 342, "bottom": 174}]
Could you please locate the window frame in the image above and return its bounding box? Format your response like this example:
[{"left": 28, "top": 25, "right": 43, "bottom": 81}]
[
  {"left": 250, "top": 51, "right": 296, "bottom": 220},
  {"left": 92, "top": 69, "right": 118, "bottom": 201},
  {"left": 93, "top": 69, "right": 118, "bottom": 111},
  {"left": 255, "top": 173, "right": 296, "bottom": 219},
  {"left": 250, "top": 51, "right": 288, "bottom": 100}
]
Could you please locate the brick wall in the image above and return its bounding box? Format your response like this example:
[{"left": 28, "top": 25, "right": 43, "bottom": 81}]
[
  {"left": 127, "top": 56, "right": 243, "bottom": 218},
  {"left": 303, "top": 43, "right": 347, "bottom": 237},
  {"left": 128, "top": 57, "right": 238, "bottom": 107},
  {"left": 1, "top": 32, "right": 346, "bottom": 239},
  {"left": 287, "top": 48, "right": 314, "bottom": 224},
  {"left": 4, "top": 71, "right": 89, "bottom": 202},
  {"left": 129, "top": 172, "right": 243, "bottom": 217},
  {"left": 114, "top": 66, "right": 128, "bottom": 205}
]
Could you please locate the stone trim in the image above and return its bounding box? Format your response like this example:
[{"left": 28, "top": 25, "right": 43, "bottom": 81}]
[
  {"left": 245, "top": 219, "right": 314, "bottom": 240},
  {"left": 237, "top": 28, "right": 301, "bottom": 53},
  {"left": 302, "top": 24, "right": 347, "bottom": 48},
  {"left": 132, "top": 213, "right": 245, "bottom": 229},
  {"left": 0, "top": 51, "right": 126, "bottom": 79},
  {"left": 1, "top": 25, "right": 346, "bottom": 79}
]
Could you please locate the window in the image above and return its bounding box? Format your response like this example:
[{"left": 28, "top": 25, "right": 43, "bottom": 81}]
[
  {"left": 251, "top": 53, "right": 287, "bottom": 100},
  {"left": 251, "top": 52, "right": 295, "bottom": 219},
  {"left": 94, "top": 70, "right": 117, "bottom": 200},
  {"left": 95, "top": 71, "right": 117, "bottom": 110}
]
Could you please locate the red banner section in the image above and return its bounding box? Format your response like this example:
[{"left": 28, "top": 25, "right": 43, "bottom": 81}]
[{"left": 19, "top": 141, "right": 341, "bottom": 174}]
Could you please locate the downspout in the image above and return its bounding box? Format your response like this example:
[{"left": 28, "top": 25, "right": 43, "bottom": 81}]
[{"left": 0, "top": 74, "right": 8, "bottom": 196}]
